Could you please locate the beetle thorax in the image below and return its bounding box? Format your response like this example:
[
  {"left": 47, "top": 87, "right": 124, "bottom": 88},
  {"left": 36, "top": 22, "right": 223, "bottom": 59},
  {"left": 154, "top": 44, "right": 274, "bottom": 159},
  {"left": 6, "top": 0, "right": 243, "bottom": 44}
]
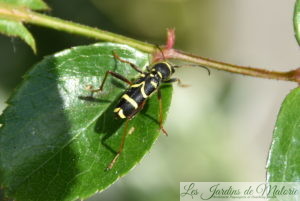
[{"left": 150, "top": 62, "right": 174, "bottom": 81}]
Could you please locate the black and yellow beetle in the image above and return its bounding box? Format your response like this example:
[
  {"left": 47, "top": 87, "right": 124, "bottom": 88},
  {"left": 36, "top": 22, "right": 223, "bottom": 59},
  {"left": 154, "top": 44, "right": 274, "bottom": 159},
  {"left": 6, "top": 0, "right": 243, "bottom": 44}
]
[{"left": 87, "top": 51, "right": 209, "bottom": 169}]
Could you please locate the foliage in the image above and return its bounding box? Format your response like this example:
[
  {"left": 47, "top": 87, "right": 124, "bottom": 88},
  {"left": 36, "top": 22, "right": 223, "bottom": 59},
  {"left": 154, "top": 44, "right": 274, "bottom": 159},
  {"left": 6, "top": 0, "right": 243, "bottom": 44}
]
[
  {"left": 0, "top": 43, "right": 172, "bottom": 201},
  {"left": 0, "top": 0, "right": 49, "bottom": 52}
]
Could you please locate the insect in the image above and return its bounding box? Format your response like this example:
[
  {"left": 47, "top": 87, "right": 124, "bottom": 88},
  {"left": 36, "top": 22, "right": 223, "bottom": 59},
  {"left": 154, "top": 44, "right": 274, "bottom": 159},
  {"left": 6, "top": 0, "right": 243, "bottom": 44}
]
[{"left": 87, "top": 50, "right": 210, "bottom": 169}]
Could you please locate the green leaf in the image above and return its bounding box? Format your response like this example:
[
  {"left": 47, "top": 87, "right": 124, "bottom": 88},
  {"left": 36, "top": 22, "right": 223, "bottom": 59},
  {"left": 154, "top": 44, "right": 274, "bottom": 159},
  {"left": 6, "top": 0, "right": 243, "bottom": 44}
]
[
  {"left": 0, "top": 43, "right": 173, "bottom": 201},
  {"left": 0, "top": 0, "right": 49, "bottom": 10},
  {"left": 294, "top": 0, "right": 300, "bottom": 45},
  {"left": 0, "top": 0, "right": 48, "bottom": 52},
  {"left": 0, "top": 19, "right": 36, "bottom": 52},
  {"left": 267, "top": 87, "right": 300, "bottom": 181}
]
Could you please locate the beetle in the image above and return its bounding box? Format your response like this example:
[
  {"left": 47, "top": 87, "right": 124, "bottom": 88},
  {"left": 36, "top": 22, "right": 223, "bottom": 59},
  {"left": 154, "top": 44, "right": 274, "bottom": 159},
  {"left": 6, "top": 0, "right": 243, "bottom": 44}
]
[{"left": 87, "top": 51, "right": 209, "bottom": 169}]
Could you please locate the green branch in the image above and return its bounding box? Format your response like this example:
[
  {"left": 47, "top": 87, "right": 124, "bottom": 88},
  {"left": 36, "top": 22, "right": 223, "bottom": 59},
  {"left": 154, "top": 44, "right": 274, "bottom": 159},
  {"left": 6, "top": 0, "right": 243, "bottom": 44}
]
[
  {"left": 0, "top": 2, "right": 299, "bottom": 83},
  {"left": 0, "top": 3, "right": 155, "bottom": 52}
]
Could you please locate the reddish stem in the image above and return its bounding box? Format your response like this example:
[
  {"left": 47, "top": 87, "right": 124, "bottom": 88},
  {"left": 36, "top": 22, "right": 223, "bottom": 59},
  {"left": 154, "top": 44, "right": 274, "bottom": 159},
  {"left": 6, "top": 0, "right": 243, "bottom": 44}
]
[{"left": 153, "top": 29, "right": 300, "bottom": 83}]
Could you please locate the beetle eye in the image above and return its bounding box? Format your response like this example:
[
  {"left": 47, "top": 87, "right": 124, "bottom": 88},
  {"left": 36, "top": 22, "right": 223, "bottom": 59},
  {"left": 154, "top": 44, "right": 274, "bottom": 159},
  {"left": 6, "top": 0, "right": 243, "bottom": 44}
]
[{"left": 171, "top": 67, "right": 175, "bottom": 73}]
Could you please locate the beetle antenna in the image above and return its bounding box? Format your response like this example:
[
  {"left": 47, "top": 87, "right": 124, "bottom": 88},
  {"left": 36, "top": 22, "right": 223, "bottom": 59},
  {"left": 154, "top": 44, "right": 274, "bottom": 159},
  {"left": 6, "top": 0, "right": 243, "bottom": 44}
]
[
  {"left": 155, "top": 45, "right": 166, "bottom": 60},
  {"left": 154, "top": 45, "right": 210, "bottom": 76},
  {"left": 173, "top": 64, "right": 211, "bottom": 76}
]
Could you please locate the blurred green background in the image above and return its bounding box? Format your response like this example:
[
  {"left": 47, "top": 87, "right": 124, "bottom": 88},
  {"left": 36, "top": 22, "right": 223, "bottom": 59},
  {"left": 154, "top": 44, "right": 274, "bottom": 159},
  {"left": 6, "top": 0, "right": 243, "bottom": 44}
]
[{"left": 0, "top": 0, "right": 299, "bottom": 201}]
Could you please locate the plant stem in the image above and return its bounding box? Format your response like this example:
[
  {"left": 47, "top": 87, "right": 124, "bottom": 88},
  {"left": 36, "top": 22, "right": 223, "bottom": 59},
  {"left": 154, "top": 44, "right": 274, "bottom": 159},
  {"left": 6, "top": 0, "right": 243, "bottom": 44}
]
[
  {"left": 0, "top": 3, "right": 156, "bottom": 53},
  {"left": 166, "top": 49, "right": 299, "bottom": 82},
  {"left": 0, "top": 3, "right": 299, "bottom": 83}
]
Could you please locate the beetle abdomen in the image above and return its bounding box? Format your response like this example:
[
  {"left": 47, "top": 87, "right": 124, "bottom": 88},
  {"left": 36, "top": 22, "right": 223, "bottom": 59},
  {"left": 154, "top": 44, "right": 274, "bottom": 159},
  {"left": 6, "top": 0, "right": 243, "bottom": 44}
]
[{"left": 114, "top": 74, "right": 161, "bottom": 119}]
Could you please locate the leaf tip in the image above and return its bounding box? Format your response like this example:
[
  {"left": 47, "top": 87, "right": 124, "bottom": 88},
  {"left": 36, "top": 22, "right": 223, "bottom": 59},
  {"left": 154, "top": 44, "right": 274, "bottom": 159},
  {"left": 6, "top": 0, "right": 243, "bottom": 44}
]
[{"left": 294, "top": 0, "right": 300, "bottom": 45}]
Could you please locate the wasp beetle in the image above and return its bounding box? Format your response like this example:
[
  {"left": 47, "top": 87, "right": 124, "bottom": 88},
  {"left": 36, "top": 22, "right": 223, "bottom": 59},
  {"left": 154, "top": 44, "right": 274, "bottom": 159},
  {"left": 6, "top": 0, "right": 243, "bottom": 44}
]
[{"left": 87, "top": 50, "right": 209, "bottom": 169}]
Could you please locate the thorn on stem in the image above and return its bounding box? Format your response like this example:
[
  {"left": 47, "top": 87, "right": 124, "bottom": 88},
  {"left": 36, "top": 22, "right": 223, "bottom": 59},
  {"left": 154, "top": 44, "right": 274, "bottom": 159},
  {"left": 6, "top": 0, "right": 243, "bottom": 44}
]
[
  {"left": 153, "top": 28, "right": 176, "bottom": 62},
  {"left": 166, "top": 28, "right": 176, "bottom": 49}
]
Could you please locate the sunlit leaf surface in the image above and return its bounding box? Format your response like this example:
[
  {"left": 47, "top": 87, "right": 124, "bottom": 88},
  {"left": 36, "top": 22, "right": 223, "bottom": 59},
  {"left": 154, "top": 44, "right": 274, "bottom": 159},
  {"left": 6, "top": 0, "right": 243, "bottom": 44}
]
[
  {"left": 0, "top": 43, "right": 172, "bottom": 201},
  {"left": 267, "top": 87, "right": 300, "bottom": 182}
]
